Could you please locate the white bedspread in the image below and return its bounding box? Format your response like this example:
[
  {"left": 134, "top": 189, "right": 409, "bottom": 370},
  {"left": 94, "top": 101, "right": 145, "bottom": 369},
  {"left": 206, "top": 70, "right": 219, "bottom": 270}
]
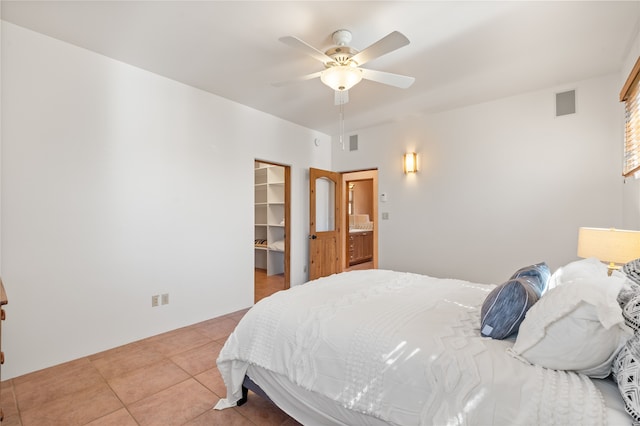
[{"left": 216, "top": 269, "right": 607, "bottom": 425}]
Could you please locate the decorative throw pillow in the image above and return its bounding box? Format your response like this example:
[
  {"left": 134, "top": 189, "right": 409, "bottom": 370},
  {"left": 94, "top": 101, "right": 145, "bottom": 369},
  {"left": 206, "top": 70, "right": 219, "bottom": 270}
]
[
  {"left": 619, "top": 280, "right": 640, "bottom": 308},
  {"left": 612, "top": 332, "right": 640, "bottom": 423},
  {"left": 510, "top": 262, "right": 550, "bottom": 297},
  {"left": 623, "top": 294, "right": 640, "bottom": 331},
  {"left": 480, "top": 278, "right": 539, "bottom": 340},
  {"left": 621, "top": 259, "right": 640, "bottom": 308},
  {"left": 624, "top": 258, "right": 640, "bottom": 285},
  {"left": 509, "top": 275, "right": 629, "bottom": 378}
]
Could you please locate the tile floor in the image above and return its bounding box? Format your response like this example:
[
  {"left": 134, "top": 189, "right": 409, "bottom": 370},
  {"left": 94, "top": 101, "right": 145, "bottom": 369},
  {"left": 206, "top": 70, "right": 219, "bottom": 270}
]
[
  {"left": 0, "top": 309, "right": 301, "bottom": 426},
  {"left": 254, "top": 269, "right": 286, "bottom": 303}
]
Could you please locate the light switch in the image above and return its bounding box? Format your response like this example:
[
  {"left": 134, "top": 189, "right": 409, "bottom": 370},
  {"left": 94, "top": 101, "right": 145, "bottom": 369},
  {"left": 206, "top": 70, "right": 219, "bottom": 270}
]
[{"left": 380, "top": 193, "right": 388, "bottom": 202}]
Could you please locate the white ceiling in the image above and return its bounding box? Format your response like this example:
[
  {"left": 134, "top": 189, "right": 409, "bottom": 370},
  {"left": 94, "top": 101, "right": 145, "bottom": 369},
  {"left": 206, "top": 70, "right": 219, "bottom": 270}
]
[{"left": 2, "top": 1, "right": 639, "bottom": 135}]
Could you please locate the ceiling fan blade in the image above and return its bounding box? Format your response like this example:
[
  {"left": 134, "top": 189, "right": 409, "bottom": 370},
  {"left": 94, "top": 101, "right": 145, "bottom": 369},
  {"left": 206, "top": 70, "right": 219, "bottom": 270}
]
[
  {"left": 351, "top": 31, "right": 410, "bottom": 66},
  {"left": 335, "top": 90, "right": 349, "bottom": 105},
  {"left": 360, "top": 68, "right": 415, "bottom": 89},
  {"left": 272, "top": 71, "right": 323, "bottom": 87},
  {"left": 279, "top": 36, "right": 334, "bottom": 64}
]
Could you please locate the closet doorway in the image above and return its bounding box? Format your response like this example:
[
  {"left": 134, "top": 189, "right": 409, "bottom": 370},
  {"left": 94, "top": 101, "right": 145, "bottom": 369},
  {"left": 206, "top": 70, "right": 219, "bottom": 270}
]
[{"left": 254, "top": 160, "right": 290, "bottom": 302}]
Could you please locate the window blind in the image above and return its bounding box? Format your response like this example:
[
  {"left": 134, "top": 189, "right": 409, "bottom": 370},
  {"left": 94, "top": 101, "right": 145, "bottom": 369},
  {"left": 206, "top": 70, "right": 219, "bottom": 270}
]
[{"left": 621, "top": 57, "right": 640, "bottom": 178}]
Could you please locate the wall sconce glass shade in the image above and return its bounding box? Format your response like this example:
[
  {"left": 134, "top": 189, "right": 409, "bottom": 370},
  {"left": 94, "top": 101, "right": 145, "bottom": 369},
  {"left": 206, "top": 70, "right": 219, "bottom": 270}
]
[
  {"left": 403, "top": 152, "right": 418, "bottom": 173},
  {"left": 577, "top": 227, "right": 640, "bottom": 273},
  {"left": 320, "top": 66, "right": 363, "bottom": 91}
]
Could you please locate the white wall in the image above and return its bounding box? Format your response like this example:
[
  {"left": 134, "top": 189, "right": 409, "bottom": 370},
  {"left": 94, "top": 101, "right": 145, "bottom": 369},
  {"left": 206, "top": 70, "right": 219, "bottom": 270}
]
[
  {"left": 1, "top": 22, "right": 330, "bottom": 379},
  {"left": 334, "top": 73, "right": 624, "bottom": 284}
]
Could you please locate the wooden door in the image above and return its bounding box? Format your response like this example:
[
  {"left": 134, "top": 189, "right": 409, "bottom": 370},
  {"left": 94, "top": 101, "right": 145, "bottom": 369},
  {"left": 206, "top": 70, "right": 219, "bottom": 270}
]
[
  {"left": 362, "top": 232, "right": 373, "bottom": 260},
  {"left": 309, "top": 168, "right": 342, "bottom": 280}
]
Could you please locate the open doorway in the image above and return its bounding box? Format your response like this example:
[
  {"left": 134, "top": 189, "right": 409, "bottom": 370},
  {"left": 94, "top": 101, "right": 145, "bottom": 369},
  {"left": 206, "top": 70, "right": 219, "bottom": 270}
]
[
  {"left": 307, "top": 167, "right": 378, "bottom": 281},
  {"left": 341, "top": 169, "right": 378, "bottom": 272},
  {"left": 254, "top": 160, "right": 290, "bottom": 302}
]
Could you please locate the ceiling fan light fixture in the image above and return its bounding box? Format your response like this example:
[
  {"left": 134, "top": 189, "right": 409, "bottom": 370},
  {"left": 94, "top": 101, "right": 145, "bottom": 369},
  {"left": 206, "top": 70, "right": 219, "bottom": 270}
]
[{"left": 320, "top": 65, "right": 362, "bottom": 91}]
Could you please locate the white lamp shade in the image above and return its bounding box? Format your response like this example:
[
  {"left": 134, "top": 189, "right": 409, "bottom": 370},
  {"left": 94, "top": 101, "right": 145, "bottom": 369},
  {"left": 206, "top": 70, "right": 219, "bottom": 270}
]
[
  {"left": 320, "top": 66, "right": 363, "bottom": 91},
  {"left": 577, "top": 227, "right": 640, "bottom": 265}
]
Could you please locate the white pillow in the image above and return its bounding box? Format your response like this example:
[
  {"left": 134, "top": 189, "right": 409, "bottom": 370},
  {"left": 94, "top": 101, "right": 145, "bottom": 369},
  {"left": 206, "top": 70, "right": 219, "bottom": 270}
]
[
  {"left": 509, "top": 274, "right": 630, "bottom": 378},
  {"left": 267, "top": 239, "right": 285, "bottom": 251},
  {"left": 547, "top": 257, "right": 608, "bottom": 290}
]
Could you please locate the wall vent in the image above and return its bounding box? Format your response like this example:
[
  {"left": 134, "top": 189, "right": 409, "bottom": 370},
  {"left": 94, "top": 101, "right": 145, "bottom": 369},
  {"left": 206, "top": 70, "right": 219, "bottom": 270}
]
[
  {"left": 349, "top": 134, "right": 358, "bottom": 151},
  {"left": 556, "top": 90, "right": 576, "bottom": 117}
]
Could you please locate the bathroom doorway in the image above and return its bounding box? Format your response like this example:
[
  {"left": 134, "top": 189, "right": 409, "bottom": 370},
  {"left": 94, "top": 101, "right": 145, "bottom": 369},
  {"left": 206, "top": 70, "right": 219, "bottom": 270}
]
[{"left": 341, "top": 169, "right": 378, "bottom": 271}]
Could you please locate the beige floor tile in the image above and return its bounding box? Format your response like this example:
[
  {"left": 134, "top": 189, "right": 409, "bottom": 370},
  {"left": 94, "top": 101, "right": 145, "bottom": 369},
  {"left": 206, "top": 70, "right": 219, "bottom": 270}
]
[
  {"left": 170, "top": 341, "right": 223, "bottom": 376},
  {"left": 194, "top": 317, "right": 238, "bottom": 341},
  {"left": 233, "top": 391, "right": 292, "bottom": 426},
  {"left": 19, "top": 382, "right": 122, "bottom": 426},
  {"left": 87, "top": 340, "right": 145, "bottom": 362},
  {"left": 14, "top": 358, "right": 104, "bottom": 411},
  {"left": 281, "top": 417, "right": 304, "bottom": 426},
  {"left": 1, "top": 380, "right": 19, "bottom": 419},
  {"left": 12, "top": 358, "right": 93, "bottom": 386},
  {"left": 194, "top": 367, "right": 227, "bottom": 398},
  {"left": 184, "top": 406, "right": 255, "bottom": 425},
  {"left": 0, "top": 414, "right": 23, "bottom": 426},
  {"left": 85, "top": 408, "right": 138, "bottom": 426},
  {"left": 91, "top": 344, "right": 165, "bottom": 380},
  {"left": 128, "top": 378, "right": 216, "bottom": 426},
  {"left": 223, "top": 308, "right": 250, "bottom": 323},
  {"left": 107, "top": 358, "right": 190, "bottom": 405},
  {"left": 143, "top": 327, "right": 213, "bottom": 357},
  {"left": 0, "top": 383, "right": 21, "bottom": 426}
]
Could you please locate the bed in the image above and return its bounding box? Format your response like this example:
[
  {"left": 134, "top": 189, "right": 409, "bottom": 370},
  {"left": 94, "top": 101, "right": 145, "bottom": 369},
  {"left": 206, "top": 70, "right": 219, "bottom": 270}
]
[{"left": 215, "top": 264, "right": 637, "bottom": 425}]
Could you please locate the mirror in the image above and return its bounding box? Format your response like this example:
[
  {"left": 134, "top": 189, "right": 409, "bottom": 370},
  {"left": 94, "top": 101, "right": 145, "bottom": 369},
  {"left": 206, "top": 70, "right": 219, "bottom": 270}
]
[{"left": 348, "top": 183, "right": 354, "bottom": 215}]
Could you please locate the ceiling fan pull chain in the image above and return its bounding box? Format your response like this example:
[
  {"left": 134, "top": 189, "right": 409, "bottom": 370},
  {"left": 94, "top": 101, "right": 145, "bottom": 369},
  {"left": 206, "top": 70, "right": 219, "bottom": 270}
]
[{"left": 339, "top": 103, "right": 345, "bottom": 151}]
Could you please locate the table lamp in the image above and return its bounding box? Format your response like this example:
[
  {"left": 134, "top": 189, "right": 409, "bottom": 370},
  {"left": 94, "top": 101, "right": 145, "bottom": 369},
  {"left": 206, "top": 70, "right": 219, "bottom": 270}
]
[{"left": 577, "top": 227, "right": 640, "bottom": 275}]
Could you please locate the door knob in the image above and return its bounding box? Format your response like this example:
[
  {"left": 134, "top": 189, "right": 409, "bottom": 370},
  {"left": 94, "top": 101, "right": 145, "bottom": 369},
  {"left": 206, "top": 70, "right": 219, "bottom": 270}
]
[{"left": 309, "top": 235, "right": 317, "bottom": 240}]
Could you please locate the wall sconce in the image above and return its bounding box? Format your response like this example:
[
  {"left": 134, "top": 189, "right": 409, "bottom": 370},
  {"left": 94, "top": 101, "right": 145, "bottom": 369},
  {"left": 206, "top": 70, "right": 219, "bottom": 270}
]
[
  {"left": 577, "top": 227, "right": 640, "bottom": 274},
  {"left": 403, "top": 152, "right": 417, "bottom": 173}
]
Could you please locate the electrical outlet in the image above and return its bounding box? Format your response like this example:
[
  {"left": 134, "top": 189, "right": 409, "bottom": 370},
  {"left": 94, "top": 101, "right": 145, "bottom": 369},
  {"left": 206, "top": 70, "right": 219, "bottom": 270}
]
[
  {"left": 161, "top": 293, "right": 169, "bottom": 305},
  {"left": 151, "top": 295, "right": 159, "bottom": 307},
  {"left": 382, "top": 212, "right": 390, "bottom": 220}
]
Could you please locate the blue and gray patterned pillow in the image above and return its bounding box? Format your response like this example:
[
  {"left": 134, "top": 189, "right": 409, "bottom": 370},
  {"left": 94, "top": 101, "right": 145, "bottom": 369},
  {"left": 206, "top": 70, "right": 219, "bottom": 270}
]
[
  {"left": 509, "top": 262, "right": 550, "bottom": 297},
  {"left": 480, "top": 277, "right": 540, "bottom": 340}
]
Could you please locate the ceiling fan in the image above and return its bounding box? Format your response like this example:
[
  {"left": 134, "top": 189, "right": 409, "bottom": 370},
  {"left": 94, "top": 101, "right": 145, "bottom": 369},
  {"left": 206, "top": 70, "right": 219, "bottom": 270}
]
[{"left": 274, "top": 29, "right": 415, "bottom": 105}]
